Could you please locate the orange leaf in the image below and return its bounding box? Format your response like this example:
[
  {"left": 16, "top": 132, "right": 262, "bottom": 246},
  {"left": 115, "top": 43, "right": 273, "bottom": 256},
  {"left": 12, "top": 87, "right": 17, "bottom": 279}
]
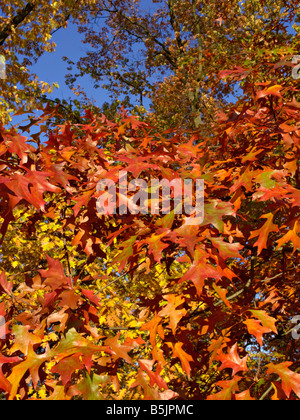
[
  {"left": 139, "top": 360, "right": 168, "bottom": 390},
  {"left": 158, "top": 294, "right": 187, "bottom": 334},
  {"left": 173, "top": 342, "right": 193, "bottom": 380},
  {"left": 207, "top": 377, "right": 241, "bottom": 400},
  {"left": 256, "top": 84, "right": 283, "bottom": 99},
  {"left": 144, "top": 230, "right": 170, "bottom": 263},
  {"left": 235, "top": 389, "right": 255, "bottom": 400},
  {"left": 179, "top": 248, "right": 221, "bottom": 295},
  {"left": 276, "top": 221, "right": 300, "bottom": 254},
  {"left": 212, "top": 283, "right": 232, "bottom": 308},
  {"left": 0, "top": 272, "right": 13, "bottom": 296},
  {"left": 243, "top": 319, "right": 272, "bottom": 346},
  {"left": 210, "top": 237, "right": 243, "bottom": 260},
  {"left": 105, "top": 333, "right": 134, "bottom": 365},
  {"left": 267, "top": 362, "right": 300, "bottom": 399},
  {"left": 216, "top": 343, "right": 248, "bottom": 376},
  {"left": 249, "top": 310, "right": 278, "bottom": 334},
  {"left": 249, "top": 213, "right": 279, "bottom": 255}
]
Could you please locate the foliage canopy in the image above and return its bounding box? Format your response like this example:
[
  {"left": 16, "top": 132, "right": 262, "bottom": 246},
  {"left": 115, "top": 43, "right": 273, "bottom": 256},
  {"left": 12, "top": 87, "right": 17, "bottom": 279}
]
[{"left": 0, "top": 0, "right": 299, "bottom": 401}]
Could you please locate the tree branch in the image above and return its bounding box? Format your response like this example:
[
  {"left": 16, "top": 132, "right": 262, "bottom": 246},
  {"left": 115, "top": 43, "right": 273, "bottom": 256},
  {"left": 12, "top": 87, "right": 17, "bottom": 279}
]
[
  {"left": 101, "top": 326, "right": 139, "bottom": 331},
  {"left": 187, "top": 272, "right": 284, "bottom": 321},
  {"left": 95, "top": 261, "right": 144, "bottom": 295},
  {"left": 114, "top": 9, "right": 177, "bottom": 69},
  {"left": 0, "top": 2, "right": 36, "bottom": 46},
  {"left": 167, "top": 0, "right": 184, "bottom": 52},
  {"left": 259, "top": 383, "right": 274, "bottom": 400},
  {"left": 50, "top": 0, "right": 81, "bottom": 36}
]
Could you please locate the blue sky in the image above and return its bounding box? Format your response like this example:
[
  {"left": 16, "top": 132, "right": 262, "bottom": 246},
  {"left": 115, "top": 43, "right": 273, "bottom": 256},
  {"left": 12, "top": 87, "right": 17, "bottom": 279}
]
[
  {"left": 29, "top": 0, "right": 160, "bottom": 112},
  {"left": 12, "top": 0, "right": 298, "bottom": 128},
  {"left": 31, "top": 24, "right": 110, "bottom": 108}
]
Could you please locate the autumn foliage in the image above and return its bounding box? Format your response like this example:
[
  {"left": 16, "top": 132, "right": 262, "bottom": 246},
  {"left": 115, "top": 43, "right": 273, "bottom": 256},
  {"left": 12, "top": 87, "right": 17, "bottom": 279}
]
[
  {"left": 0, "top": 75, "right": 299, "bottom": 400},
  {"left": 0, "top": 0, "right": 300, "bottom": 402}
]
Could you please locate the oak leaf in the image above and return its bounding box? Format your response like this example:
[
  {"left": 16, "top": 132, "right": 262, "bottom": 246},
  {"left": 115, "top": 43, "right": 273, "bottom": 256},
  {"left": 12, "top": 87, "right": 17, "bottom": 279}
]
[
  {"left": 216, "top": 343, "right": 248, "bottom": 376},
  {"left": 207, "top": 377, "right": 241, "bottom": 400},
  {"left": 266, "top": 362, "right": 300, "bottom": 399},
  {"left": 249, "top": 213, "right": 279, "bottom": 255},
  {"left": 51, "top": 353, "right": 84, "bottom": 385},
  {"left": 235, "top": 389, "right": 255, "bottom": 400},
  {"left": 0, "top": 271, "right": 13, "bottom": 295},
  {"left": 172, "top": 342, "right": 193, "bottom": 380},
  {"left": 243, "top": 319, "right": 272, "bottom": 346},
  {"left": 158, "top": 294, "right": 187, "bottom": 334},
  {"left": 249, "top": 310, "right": 278, "bottom": 334},
  {"left": 105, "top": 333, "right": 134, "bottom": 364},
  {"left": 276, "top": 221, "right": 300, "bottom": 254},
  {"left": 179, "top": 248, "right": 221, "bottom": 295},
  {"left": 39, "top": 255, "right": 72, "bottom": 290},
  {"left": 139, "top": 360, "right": 168, "bottom": 390},
  {"left": 68, "top": 373, "right": 107, "bottom": 400},
  {"left": 256, "top": 84, "right": 283, "bottom": 99}
]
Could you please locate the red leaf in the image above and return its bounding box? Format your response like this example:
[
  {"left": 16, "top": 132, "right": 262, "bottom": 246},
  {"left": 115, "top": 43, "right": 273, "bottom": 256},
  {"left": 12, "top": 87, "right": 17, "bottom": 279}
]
[
  {"left": 6, "top": 133, "right": 35, "bottom": 164},
  {"left": 72, "top": 191, "right": 93, "bottom": 217},
  {"left": 105, "top": 333, "right": 134, "bottom": 364},
  {"left": 158, "top": 294, "right": 187, "bottom": 334},
  {"left": 267, "top": 362, "right": 300, "bottom": 399},
  {"left": 249, "top": 213, "right": 279, "bottom": 255},
  {"left": 81, "top": 289, "right": 101, "bottom": 307},
  {"left": 139, "top": 360, "right": 168, "bottom": 390},
  {"left": 179, "top": 248, "right": 221, "bottom": 295},
  {"left": 172, "top": 342, "right": 193, "bottom": 380},
  {"left": 219, "top": 67, "right": 250, "bottom": 81},
  {"left": 39, "top": 256, "right": 72, "bottom": 290},
  {"left": 210, "top": 237, "right": 243, "bottom": 260},
  {"left": 243, "top": 319, "right": 272, "bottom": 346},
  {"left": 5, "top": 170, "right": 61, "bottom": 211},
  {"left": 256, "top": 84, "right": 283, "bottom": 99},
  {"left": 207, "top": 377, "right": 241, "bottom": 400},
  {"left": 51, "top": 354, "right": 84, "bottom": 385},
  {"left": 0, "top": 272, "right": 13, "bottom": 295},
  {"left": 216, "top": 343, "right": 248, "bottom": 376},
  {"left": 144, "top": 230, "right": 170, "bottom": 263},
  {"left": 131, "top": 370, "right": 177, "bottom": 400}
]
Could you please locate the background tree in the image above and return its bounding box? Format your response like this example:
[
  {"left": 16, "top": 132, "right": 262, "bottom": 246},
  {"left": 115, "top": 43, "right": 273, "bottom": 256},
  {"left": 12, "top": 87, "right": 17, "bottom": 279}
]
[
  {"left": 0, "top": 0, "right": 95, "bottom": 123},
  {"left": 0, "top": 0, "right": 299, "bottom": 401},
  {"left": 64, "top": 0, "right": 299, "bottom": 129}
]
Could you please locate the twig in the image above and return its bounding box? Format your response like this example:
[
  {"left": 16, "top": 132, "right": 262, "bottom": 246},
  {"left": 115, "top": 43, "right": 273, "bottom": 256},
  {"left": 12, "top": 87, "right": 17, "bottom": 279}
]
[
  {"left": 61, "top": 205, "right": 74, "bottom": 287},
  {"left": 255, "top": 352, "right": 262, "bottom": 381},
  {"left": 187, "top": 272, "right": 284, "bottom": 321},
  {"left": 259, "top": 384, "right": 273, "bottom": 400},
  {"left": 95, "top": 261, "right": 144, "bottom": 295},
  {"left": 101, "top": 326, "right": 139, "bottom": 331}
]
